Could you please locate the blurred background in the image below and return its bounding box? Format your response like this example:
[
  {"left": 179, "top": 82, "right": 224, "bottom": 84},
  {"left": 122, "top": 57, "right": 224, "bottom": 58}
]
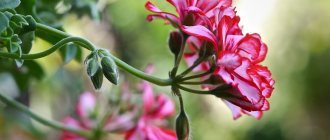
[{"left": 1, "top": 0, "right": 330, "bottom": 139}]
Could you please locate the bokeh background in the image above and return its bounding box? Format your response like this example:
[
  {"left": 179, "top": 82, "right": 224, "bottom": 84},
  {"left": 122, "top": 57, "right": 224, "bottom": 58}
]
[{"left": 1, "top": 0, "right": 330, "bottom": 139}]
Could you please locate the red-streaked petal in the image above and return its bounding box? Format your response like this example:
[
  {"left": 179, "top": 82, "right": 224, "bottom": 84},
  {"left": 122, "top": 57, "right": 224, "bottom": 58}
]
[
  {"left": 145, "top": 1, "right": 162, "bottom": 12},
  {"left": 146, "top": 126, "right": 177, "bottom": 140},
  {"left": 153, "top": 95, "right": 176, "bottom": 118},
  {"left": 182, "top": 25, "right": 217, "bottom": 48}
]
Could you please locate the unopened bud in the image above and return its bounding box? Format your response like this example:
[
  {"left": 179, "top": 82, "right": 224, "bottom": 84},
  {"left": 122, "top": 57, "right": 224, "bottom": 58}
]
[
  {"left": 90, "top": 68, "right": 103, "bottom": 89},
  {"left": 211, "top": 84, "right": 233, "bottom": 98},
  {"left": 101, "top": 56, "right": 119, "bottom": 85},
  {"left": 198, "top": 43, "right": 214, "bottom": 58},
  {"left": 176, "top": 110, "right": 190, "bottom": 140},
  {"left": 86, "top": 58, "right": 99, "bottom": 77},
  {"left": 168, "top": 31, "right": 183, "bottom": 56}
]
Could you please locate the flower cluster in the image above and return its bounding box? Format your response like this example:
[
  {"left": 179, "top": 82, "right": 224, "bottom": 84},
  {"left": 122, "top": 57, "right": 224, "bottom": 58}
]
[
  {"left": 146, "top": 0, "right": 274, "bottom": 119},
  {"left": 61, "top": 68, "right": 176, "bottom": 140},
  {"left": 61, "top": 92, "right": 136, "bottom": 140}
]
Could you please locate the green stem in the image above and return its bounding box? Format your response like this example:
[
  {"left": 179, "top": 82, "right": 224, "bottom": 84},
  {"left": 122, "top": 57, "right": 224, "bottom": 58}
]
[
  {"left": 175, "top": 84, "right": 211, "bottom": 95},
  {"left": 179, "top": 70, "right": 212, "bottom": 82},
  {"left": 177, "top": 57, "right": 205, "bottom": 78},
  {"left": 107, "top": 53, "right": 172, "bottom": 86},
  {"left": 179, "top": 80, "right": 207, "bottom": 85},
  {"left": 0, "top": 93, "right": 92, "bottom": 138},
  {"left": 0, "top": 37, "right": 95, "bottom": 60}
]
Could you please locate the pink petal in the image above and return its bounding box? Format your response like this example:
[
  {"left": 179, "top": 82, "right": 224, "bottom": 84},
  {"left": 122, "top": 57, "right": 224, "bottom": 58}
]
[
  {"left": 223, "top": 100, "right": 242, "bottom": 120},
  {"left": 104, "top": 112, "right": 136, "bottom": 132},
  {"left": 153, "top": 95, "right": 175, "bottom": 118},
  {"left": 242, "top": 110, "right": 263, "bottom": 120},
  {"left": 145, "top": 1, "right": 162, "bottom": 13},
  {"left": 142, "top": 81, "right": 155, "bottom": 114},
  {"left": 182, "top": 25, "right": 218, "bottom": 49},
  {"left": 61, "top": 117, "right": 86, "bottom": 140},
  {"left": 76, "top": 92, "right": 96, "bottom": 119}
]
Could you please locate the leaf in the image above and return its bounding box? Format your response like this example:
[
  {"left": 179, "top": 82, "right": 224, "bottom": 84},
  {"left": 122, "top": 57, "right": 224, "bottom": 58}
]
[
  {"left": 15, "top": 0, "right": 35, "bottom": 15},
  {"left": 0, "top": 12, "right": 9, "bottom": 33},
  {"left": 19, "top": 31, "right": 34, "bottom": 54},
  {"left": 0, "top": 0, "right": 21, "bottom": 10},
  {"left": 59, "top": 43, "right": 78, "bottom": 64},
  {"left": 24, "top": 60, "right": 44, "bottom": 80}
]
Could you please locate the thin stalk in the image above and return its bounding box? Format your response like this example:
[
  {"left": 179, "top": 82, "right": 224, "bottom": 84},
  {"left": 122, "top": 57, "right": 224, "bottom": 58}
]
[
  {"left": 179, "top": 70, "right": 212, "bottom": 82},
  {"left": 108, "top": 53, "right": 172, "bottom": 86},
  {"left": 175, "top": 84, "right": 211, "bottom": 95},
  {"left": 0, "top": 37, "right": 95, "bottom": 60},
  {"left": 177, "top": 57, "right": 205, "bottom": 78},
  {"left": 0, "top": 93, "right": 92, "bottom": 138}
]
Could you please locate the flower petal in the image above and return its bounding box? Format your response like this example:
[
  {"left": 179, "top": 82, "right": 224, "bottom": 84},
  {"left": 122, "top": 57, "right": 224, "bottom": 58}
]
[{"left": 182, "top": 25, "right": 217, "bottom": 48}]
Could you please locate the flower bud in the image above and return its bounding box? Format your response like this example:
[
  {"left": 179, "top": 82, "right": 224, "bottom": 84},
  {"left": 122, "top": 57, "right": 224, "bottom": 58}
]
[
  {"left": 176, "top": 110, "right": 190, "bottom": 140},
  {"left": 86, "top": 57, "right": 99, "bottom": 77},
  {"left": 199, "top": 43, "right": 214, "bottom": 58},
  {"left": 90, "top": 68, "right": 103, "bottom": 89},
  {"left": 210, "top": 84, "right": 234, "bottom": 98},
  {"left": 101, "top": 56, "right": 119, "bottom": 85},
  {"left": 168, "top": 31, "right": 183, "bottom": 56}
]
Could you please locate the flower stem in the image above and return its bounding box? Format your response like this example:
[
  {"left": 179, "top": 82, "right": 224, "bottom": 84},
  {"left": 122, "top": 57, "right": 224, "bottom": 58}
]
[
  {"left": 0, "top": 92, "right": 92, "bottom": 138},
  {"left": 0, "top": 37, "right": 95, "bottom": 60},
  {"left": 175, "top": 84, "right": 211, "bottom": 95},
  {"left": 107, "top": 53, "right": 172, "bottom": 86}
]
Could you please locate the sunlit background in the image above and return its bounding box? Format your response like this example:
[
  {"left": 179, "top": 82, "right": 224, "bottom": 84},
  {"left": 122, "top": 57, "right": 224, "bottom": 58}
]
[{"left": 1, "top": 0, "right": 330, "bottom": 139}]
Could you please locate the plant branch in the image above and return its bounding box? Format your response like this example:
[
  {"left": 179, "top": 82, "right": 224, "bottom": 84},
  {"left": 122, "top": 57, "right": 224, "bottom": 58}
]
[{"left": 0, "top": 92, "right": 92, "bottom": 138}]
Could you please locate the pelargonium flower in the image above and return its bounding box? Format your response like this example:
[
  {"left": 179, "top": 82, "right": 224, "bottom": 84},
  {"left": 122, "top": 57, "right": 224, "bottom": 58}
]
[
  {"left": 61, "top": 92, "right": 135, "bottom": 140},
  {"left": 145, "top": 0, "right": 232, "bottom": 28},
  {"left": 181, "top": 6, "right": 274, "bottom": 119},
  {"left": 125, "top": 77, "right": 176, "bottom": 140}
]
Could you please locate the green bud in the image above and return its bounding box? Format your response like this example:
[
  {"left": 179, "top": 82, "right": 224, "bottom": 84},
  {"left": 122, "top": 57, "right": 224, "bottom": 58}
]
[
  {"left": 90, "top": 68, "right": 103, "bottom": 90},
  {"left": 86, "top": 57, "right": 99, "bottom": 77},
  {"left": 101, "top": 56, "right": 119, "bottom": 85},
  {"left": 176, "top": 110, "right": 190, "bottom": 140}
]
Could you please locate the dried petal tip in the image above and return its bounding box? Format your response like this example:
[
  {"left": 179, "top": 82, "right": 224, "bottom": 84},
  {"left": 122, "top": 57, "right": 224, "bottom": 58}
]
[
  {"left": 101, "top": 56, "right": 119, "bottom": 85},
  {"left": 176, "top": 110, "right": 190, "bottom": 140}
]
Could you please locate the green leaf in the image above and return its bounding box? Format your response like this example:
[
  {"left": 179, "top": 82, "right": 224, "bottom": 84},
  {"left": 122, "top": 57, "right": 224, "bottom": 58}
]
[
  {"left": 0, "top": 0, "right": 21, "bottom": 10},
  {"left": 86, "top": 57, "right": 99, "bottom": 76},
  {"left": 0, "top": 12, "right": 9, "bottom": 33},
  {"left": 19, "top": 31, "right": 34, "bottom": 54},
  {"left": 59, "top": 43, "right": 78, "bottom": 64},
  {"left": 24, "top": 60, "right": 44, "bottom": 80}
]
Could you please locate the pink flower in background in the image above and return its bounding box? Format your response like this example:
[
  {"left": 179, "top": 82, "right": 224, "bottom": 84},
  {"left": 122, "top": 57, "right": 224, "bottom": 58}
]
[
  {"left": 125, "top": 79, "right": 176, "bottom": 140},
  {"left": 61, "top": 92, "right": 135, "bottom": 140}
]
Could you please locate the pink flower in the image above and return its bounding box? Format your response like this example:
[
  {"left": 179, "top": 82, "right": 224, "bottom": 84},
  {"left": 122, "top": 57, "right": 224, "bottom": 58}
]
[
  {"left": 61, "top": 92, "right": 135, "bottom": 139},
  {"left": 145, "top": 0, "right": 232, "bottom": 28},
  {"left": 125, "top": 81, "right": 176, "bottom": 140},
  {"left": 181, "top": 7, "right": 274, "bottom": 119}
]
